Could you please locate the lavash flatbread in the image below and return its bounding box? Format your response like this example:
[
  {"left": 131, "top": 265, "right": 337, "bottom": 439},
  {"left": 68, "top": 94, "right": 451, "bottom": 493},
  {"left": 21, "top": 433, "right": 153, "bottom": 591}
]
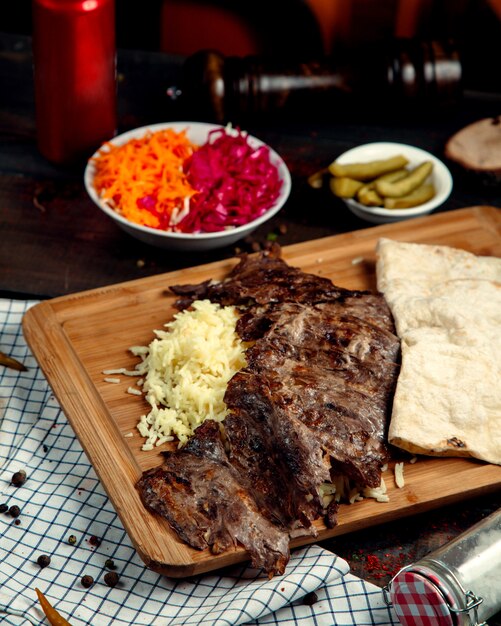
[{"left": 376, "top": 238, "right": 501, "bottom": 465}]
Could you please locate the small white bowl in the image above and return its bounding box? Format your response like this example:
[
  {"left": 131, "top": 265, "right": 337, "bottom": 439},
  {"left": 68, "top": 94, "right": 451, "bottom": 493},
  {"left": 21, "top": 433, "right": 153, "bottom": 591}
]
[
  {"left": 335, "top": 142, "right": 453, "bottom": 224},
  {"left": 84, "top": 122, "right": 291, "bottom": 251}
]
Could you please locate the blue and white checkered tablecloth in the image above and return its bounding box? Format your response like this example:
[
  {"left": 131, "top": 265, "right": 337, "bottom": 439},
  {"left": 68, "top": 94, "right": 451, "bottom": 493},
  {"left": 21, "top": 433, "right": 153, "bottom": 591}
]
[{"left": 0, "top": 299, "right": 399, "bottom": 626}]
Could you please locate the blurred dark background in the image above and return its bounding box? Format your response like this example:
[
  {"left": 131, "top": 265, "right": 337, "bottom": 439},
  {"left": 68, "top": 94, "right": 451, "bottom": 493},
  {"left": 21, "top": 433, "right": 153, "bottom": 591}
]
[{"left": 1, "top": 0, "right": 501, "bottom": 95}]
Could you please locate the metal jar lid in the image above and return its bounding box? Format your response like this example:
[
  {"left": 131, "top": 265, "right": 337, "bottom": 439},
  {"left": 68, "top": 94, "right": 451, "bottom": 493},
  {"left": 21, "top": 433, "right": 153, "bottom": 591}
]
[{"left": 388, "top": 569, "right": 457, "bottom": 626}]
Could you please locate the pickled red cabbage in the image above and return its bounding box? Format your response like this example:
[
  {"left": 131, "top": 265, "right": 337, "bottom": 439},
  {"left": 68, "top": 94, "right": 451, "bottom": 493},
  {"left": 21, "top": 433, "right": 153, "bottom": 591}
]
[{"left": 177, "top": 128, "right": 283, "bottom": 233}]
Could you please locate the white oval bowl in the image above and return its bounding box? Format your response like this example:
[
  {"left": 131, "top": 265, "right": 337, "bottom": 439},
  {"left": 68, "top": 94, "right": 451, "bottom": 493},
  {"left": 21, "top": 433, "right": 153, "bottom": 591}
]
[
  {"left": 84, "top": 122, "right": 292, "bottom": 251},
  {"left": 336, "top": 142, "right": 453, "bottom": 224}
]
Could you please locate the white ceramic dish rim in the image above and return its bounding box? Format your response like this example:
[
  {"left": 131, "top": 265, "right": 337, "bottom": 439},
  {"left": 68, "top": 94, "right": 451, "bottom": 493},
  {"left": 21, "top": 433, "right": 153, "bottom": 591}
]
[
  {"left": 83, "top": 121, "right": 292, "bottom": 241},
  {"left": 338, "top": 141, "right": 453, "bottom": 217}
]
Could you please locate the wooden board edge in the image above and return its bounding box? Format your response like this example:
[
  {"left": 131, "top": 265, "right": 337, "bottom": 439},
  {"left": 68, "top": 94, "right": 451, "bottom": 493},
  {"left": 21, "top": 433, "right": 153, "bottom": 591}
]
[
  {"left": 476, "top": 204, "right": 501, "bottom": 236},
  {"left": 138, "top": 470, "right": 501, "bottom": 578},
  {"left": 278, "top": 205, "right": 500, "bottom": 262},
  {"left": 293, "top": 484, "right": 501, "bottom": 553},
  {"left": 22, "top": 302, "right": 203, "bottom": 570},
  {"left": 134, "top": 458, "right": 501, "bottom": 577},
  {"left": 38, "top": 206, "right": 501, "bottom": 325}
]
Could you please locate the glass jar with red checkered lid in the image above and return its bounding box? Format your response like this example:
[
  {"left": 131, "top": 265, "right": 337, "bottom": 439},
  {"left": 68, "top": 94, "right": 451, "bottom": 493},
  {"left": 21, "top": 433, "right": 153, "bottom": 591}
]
[{"left": 383, "top": 508, "right": 501, "bottom": 626}]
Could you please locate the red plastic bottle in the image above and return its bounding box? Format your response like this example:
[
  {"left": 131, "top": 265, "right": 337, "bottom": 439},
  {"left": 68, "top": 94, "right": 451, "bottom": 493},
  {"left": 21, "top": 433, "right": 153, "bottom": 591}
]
[{"left": 32, "top": 0, "right": 117, "bottom": 165}]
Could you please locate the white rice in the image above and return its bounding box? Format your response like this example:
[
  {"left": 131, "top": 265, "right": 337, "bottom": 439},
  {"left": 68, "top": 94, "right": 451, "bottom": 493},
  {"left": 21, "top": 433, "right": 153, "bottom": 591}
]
[
  {"left": 394, "top": 461, "right": 405, "bottom": 488},
  {"left": 319, "top": 473, "right": 389, "bottom": 506},
  {"left": 129, "top": 299, "right": 247, "bottom": 450},
  {"left": 363, "top": 477, "right": 390, "bottom": 503}
]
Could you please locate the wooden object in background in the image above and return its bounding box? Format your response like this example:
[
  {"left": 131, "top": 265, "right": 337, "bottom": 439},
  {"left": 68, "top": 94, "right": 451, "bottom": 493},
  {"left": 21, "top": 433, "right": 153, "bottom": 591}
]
[{"left": 445, "top": 116, "right": 501, "bottom": 186}]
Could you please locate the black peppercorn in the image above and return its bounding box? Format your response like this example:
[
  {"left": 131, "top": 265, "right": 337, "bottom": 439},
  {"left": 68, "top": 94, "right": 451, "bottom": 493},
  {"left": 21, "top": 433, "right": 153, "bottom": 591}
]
[
  {"left": 11, "top": 470, "right": 27, "bottom": 487},
  {"left": 8, "top": 505, "right": 20, "bottom": 518},
  {"left": 302, "top": 591, "right": 318, "bottom": 606},
  {"left": 81, "top": 575, "right": 94, "bottom": 588},
  {"left": 68, "top": 534, "right": 77, "bottom": 545},
  {"left": 0, "top": 503, "right": 8, "bottom": 513},
  {"left": 104, "top": 571, "right": 119, "bottom": 587},
  {"left": 105, "top": 558, "right": 116, "bottom": 570},
  {"left": 37, "top": 554, "right": 51, "bottom": 568}
]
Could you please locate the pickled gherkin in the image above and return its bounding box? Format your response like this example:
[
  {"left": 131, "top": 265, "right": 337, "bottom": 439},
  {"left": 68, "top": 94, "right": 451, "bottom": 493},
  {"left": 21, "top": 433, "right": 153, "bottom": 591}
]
[
  {"left": 329, "top": 155, "right": 409, "bottom": 181},
  {"left": 375, "top": 161, "right": 433, "bottom": 198},
  {"left": 384, "top": 184, "right": 436, "bottom": 208},
  {"left": 330, "top": 177, "right": 364, "bottom": 198},
  {"left": 322, "top": 152, "right": 436, "bottom": 209}
]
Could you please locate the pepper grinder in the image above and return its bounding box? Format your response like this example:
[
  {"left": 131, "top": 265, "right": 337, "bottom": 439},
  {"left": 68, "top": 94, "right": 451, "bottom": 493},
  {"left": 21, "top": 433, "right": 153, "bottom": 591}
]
[
  {"left": 177, "top": 39, "right": 462, "bottom": 124},
  {"left": 32, "top": 0, "right": 117, "bottom": 165}
]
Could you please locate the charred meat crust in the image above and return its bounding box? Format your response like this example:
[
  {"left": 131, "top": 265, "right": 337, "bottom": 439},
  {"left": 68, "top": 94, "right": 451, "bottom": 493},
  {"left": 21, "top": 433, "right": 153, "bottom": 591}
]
[
  {"left": 228, "top": 301, "right": 399, "bottom": 489},
  {"left": 170, "top": 243, "right": 363, "bottom": 310},
  {"left": 137, "top": 420, "right": 290, "bottom": 576}
]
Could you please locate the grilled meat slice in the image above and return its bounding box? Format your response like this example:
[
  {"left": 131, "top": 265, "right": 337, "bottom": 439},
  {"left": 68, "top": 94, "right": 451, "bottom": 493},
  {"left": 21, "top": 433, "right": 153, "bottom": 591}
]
[
  {"left": 224, "top": 375, "right": 328, "bottom": 536},
  {"left": 227, "top": 301, "right": 399, "bottom": 492},
  {"left": 137, "top": 420, "right": 290, "bottom": 576},
  {"left": 170, "top": 243, "right": 355, "bottom": 309},
  {"left": 238, "top": 301, "right": 398, "bottom": 362},
  {"left": 137, "top": 247, "right": 400, "bottom": 576},
  {"left": 235, "top": 353, "right": 389, "bottom": 489}
]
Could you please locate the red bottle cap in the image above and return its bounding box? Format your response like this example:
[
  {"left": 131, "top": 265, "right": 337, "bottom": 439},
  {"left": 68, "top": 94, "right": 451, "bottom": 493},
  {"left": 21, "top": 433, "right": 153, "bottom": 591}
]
[{"left": 390, "top": 570, "right": 456, "bottom": 626}]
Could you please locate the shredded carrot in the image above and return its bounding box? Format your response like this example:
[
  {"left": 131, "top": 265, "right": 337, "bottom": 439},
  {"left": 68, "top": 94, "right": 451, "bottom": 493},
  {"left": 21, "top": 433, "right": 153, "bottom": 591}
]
[
  {"left": 35, "top": 588, "right": 73, "bottom": 626},
  {"left": 92, "top": 128, "right": 199, "bottom": 230}
]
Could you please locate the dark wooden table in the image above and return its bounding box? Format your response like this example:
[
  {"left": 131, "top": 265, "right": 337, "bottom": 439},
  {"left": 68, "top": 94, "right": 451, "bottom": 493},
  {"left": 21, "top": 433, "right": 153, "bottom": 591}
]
[{"left": 1, "top": 32, "right": 500, "bottom": 622}]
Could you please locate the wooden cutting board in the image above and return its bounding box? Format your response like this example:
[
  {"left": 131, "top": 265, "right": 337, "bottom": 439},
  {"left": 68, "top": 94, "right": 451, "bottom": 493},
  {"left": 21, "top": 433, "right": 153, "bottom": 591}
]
[{"left": 22, "top": 206, "right": 501, "bottom": 577}]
